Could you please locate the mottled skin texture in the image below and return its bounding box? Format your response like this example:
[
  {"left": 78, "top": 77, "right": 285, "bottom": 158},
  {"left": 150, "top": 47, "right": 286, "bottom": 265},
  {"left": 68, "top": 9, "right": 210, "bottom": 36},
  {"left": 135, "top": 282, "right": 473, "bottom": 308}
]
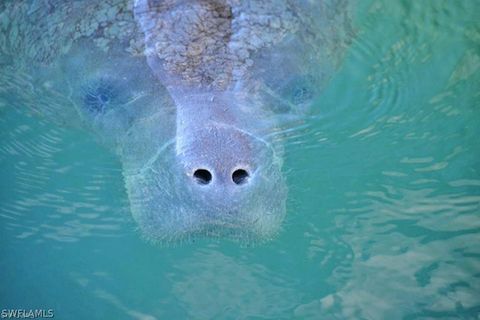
[
  {"left": 134, "top": 0, "right": 298, "bottom": 89},
  {"left": 0, "top": 0, "right": 354, "bottom": 243}
]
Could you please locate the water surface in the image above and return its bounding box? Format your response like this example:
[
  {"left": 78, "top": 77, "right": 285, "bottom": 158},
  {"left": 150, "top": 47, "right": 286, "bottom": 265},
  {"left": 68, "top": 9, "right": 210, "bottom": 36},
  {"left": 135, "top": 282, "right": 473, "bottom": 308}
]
[{"left": 1, "top": 1, "right": 479, "bottom": 319}]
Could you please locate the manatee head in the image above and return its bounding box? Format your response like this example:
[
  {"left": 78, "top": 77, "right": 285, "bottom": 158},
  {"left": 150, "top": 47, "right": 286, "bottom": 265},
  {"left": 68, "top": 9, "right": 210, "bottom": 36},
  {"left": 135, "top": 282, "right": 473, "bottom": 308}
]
[
  {"left": 53, "top": 41, "right": 288, "bottom": 244},
  {"left": 122, "top": 106, "right": 287, "bottom": 244}
]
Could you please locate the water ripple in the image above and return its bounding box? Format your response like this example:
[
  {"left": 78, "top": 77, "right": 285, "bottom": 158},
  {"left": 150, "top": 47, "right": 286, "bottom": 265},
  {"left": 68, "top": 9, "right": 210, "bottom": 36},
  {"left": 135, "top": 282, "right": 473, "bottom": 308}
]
[{"left": 0, "top": 107, "right": 129, "bottom": 243}]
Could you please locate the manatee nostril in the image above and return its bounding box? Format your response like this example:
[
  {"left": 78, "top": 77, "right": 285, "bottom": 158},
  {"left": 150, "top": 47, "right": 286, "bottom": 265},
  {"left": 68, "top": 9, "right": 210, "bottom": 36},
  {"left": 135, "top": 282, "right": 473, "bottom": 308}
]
[
  {"left": 232, "top": 169, "right": 249, "bottom": 185},
  {"left": 193, "top": 169, "right": 212, "bottom": 185}
]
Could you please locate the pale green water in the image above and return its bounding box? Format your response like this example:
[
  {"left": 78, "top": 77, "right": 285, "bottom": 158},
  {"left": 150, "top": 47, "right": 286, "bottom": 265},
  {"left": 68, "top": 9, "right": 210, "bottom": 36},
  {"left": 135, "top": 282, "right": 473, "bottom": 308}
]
[{"left": 1, "top": 1, "right": 480, "bottom": 319}]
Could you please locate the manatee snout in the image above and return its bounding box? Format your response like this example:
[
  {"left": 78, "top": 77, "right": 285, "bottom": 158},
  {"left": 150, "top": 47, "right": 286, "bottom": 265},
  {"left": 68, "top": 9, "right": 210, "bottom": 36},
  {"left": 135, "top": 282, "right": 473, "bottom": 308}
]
[
  {"left": 124, "top": 115, "right": 287, "bottom": 243},
  {"left": 179, "top": 125, "right": 255, "bottom": 189},
  {"left": 176, "top": 124, "right": 286, "bottom": 230}
]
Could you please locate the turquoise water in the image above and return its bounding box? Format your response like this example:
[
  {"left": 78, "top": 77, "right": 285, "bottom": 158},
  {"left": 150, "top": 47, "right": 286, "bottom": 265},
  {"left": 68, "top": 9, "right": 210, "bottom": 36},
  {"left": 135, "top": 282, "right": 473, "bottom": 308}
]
[{"left": 1, "top": 1, "right": 480, "bottom": 319}]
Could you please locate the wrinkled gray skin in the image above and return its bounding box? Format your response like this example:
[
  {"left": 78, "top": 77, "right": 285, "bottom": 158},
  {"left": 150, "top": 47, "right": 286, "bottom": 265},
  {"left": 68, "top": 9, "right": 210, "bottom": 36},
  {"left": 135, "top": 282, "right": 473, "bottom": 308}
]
[{"left": 0, "top": 0, "right": 353, "bottom": 243}]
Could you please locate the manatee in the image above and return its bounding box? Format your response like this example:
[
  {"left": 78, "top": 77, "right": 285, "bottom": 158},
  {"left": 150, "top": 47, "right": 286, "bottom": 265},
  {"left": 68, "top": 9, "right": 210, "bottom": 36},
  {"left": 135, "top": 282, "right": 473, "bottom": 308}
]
[{"left": 0, "top": 0, "right": 354, "bottom": 243}]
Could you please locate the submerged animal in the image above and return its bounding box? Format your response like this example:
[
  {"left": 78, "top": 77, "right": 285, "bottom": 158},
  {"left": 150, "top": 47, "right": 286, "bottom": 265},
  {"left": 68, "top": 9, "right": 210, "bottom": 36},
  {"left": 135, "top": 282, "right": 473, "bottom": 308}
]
[{"left": 0, "top": 0, "right": 353, "bottom": 243}]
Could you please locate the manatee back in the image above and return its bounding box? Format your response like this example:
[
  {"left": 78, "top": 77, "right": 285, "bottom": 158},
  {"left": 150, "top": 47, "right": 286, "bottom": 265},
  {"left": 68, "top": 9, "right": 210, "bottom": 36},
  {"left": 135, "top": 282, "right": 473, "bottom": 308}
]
[
  {"left": 240, "top": 0, "right": 355, "bottom": 116},
  {"left": 0, "top": 1, "right": 177, "bottom": 150},
  {"left": 134, "top": 0, "right": 355, "bottom": 110},
  {"left": 1, "top": 0, "right": 355, "bottom": 129}
]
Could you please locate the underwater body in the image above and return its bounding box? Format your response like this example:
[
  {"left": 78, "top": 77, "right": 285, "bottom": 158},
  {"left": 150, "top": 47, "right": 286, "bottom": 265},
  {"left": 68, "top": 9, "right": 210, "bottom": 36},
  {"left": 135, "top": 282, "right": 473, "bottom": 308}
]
[
  {"left": 1, "top": 0, "right": 480, "bottom": 319},
  {"left": 1, "top": 0, "right": 353, "bottom": 243}
]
